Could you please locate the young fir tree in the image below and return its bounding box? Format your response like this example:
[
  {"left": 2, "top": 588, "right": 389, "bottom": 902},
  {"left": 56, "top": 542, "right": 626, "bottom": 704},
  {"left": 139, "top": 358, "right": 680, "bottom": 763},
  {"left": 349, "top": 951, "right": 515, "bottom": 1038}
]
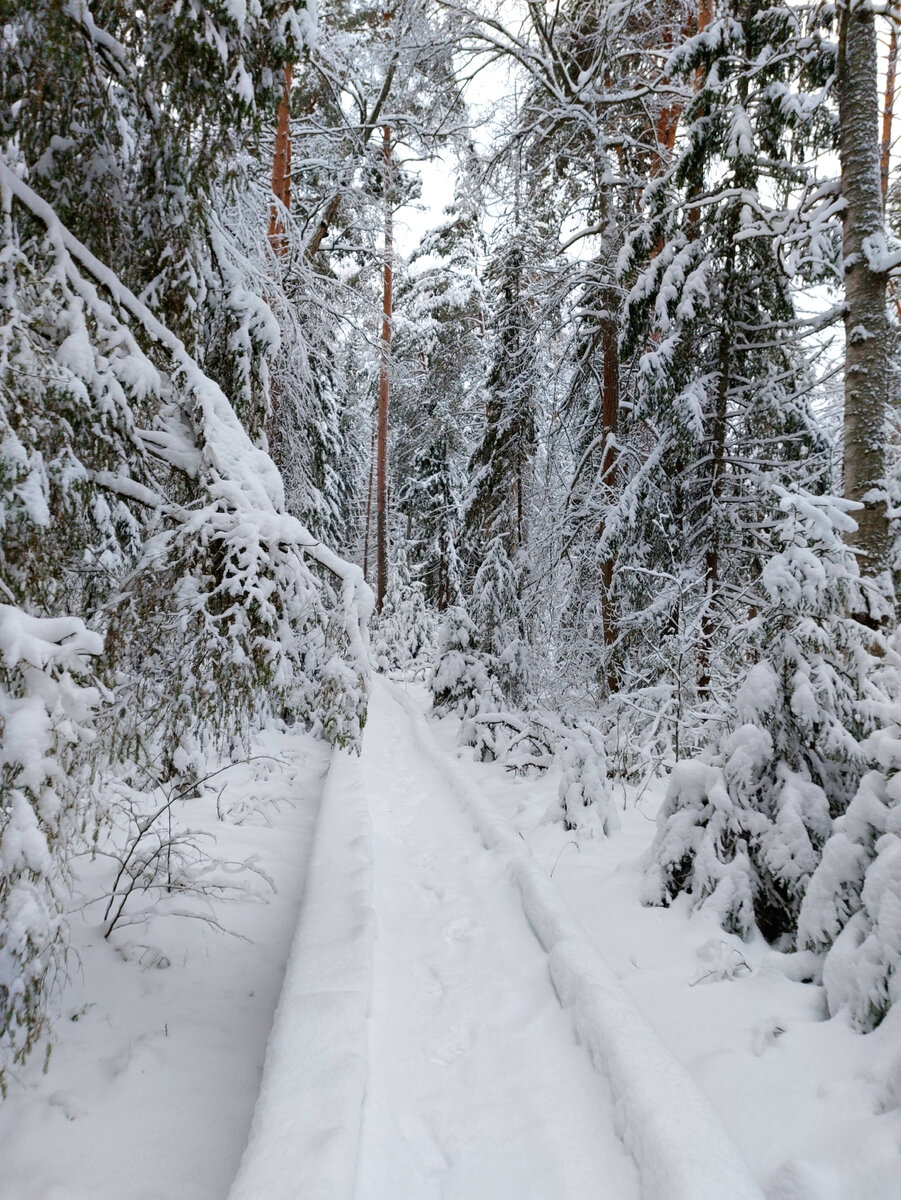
[
  {"left": 429, "top": 605, "right": 497, "bottom": 716},
  {"left": 470, "top": 535, "right": 530, "bottom": 711}
]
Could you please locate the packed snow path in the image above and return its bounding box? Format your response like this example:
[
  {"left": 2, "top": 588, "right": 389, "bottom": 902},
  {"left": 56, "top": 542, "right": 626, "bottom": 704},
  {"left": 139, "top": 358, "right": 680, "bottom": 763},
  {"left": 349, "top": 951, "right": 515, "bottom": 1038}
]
[
  {"left": 229, "top": 679, "right": 764, "bottom": 1200},
  {"left": 354, "top": 680, "right": 640, "bottom": 1200}
]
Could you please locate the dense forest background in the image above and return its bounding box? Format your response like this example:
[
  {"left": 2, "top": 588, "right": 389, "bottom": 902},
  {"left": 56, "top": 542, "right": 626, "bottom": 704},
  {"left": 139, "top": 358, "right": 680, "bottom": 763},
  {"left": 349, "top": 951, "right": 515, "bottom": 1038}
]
[{"left": 2, "top": 0, "right": 901, "bottom": 1090}]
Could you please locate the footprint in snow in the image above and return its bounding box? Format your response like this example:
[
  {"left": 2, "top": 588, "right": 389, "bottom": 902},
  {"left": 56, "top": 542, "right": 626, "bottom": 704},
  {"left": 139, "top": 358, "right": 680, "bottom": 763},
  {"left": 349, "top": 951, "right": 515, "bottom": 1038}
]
[
  {"left": 48, "top": 1091, "right": 87, "bottom": 1122},
  {"left": 412, "top": 964, "right": 446, "bottom": 998},
  {"left": 442, "top": 916, "right": 480, "bottom": 944},
  {"left": 418, "top": 877, "right": 446, "bottom": 901},
  {"left": 428, "top": 1023, "right": 474, "bottom": 1065}
]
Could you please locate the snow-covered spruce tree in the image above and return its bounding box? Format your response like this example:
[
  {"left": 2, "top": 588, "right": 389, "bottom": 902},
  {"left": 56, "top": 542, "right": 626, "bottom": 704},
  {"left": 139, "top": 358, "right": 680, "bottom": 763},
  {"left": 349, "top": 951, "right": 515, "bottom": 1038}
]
[
  {"left": 463, "top": 193, "right": 548, "bottom": 557},
  {"left": 469, "top": 536, "right": 530, "bottom": 711},
  {"left": 428, "top": 604, "right": 496, "bottom": 717},
  {"left": 612, "top": 0, "right": 836, "bottom": 769},
  {"left": 643, "top": 490, "right": 883, "bottom": 943},
  {"left": 448, "top": 198, "right": 555, "bottom": 710},
  {"left": 439, "top": 538, "right": 533, "bottom": 762},
  {"left": 7, "top": 0, "right": 310, "bottom": 367},
  {"left": 425, "top": 532, "right": 517, "bottom": 722},
  {"left": 396, "top": 436, "right": 466, "bottom": 611}
]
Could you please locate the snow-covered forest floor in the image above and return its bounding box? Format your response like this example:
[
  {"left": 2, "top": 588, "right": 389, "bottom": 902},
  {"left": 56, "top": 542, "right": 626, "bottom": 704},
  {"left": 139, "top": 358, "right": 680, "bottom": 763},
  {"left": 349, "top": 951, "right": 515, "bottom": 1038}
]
[
  {"left": 427, "top": 694, "right": 901, "bottom": 1200},
  {"left": 0, "top": 731, "right": 330, "bottom": 1200},
  {"left": 8, "top": 1, "right": 901, "bottom": 1197},
  {"left": 1, "top": 682, "right": 898, "bottom": 1200}
]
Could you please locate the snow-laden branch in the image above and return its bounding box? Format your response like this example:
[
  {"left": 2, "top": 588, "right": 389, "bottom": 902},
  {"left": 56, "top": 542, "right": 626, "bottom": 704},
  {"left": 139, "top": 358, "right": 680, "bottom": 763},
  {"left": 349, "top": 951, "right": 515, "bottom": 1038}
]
[
  {"left": 861, "top": 231, "right": 901, "bottom": 273},
  {"left": 0, "top": 160, "right": 374, "bottom": 669}
]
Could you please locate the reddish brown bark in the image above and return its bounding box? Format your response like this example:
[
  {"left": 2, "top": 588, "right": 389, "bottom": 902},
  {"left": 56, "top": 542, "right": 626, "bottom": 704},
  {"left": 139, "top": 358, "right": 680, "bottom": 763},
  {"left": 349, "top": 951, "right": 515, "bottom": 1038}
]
[
  {"left": 696, "top": 0, "right": 714, "bottom": 39},
  {"left": 266, "top": 65, "right": 292, "bottom": 454},
  {"left": 648, "top": 15, "right": 689, "bottom": 182},
  {"left": 648, "top": 2, "right": 710, "bottom": 230},
  {"left": 376, "top": 126, "right": 393, "bottom": 613},
  {"left": 651, "top": 104, "right": 681, "bottom": 176},
  {"left": 881, "top": 25, "right": 897, "bottom": 202},
  {"left": 268, "top": 65, "right": 292, "bottom": 257}
]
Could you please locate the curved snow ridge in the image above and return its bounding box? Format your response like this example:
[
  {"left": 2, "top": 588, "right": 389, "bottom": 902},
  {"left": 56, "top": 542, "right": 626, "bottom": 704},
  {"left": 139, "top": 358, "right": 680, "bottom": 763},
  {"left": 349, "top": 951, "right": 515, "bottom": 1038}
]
[
  {"left": 390, "top": 683, "right": 765, "bottom": 1200},
  {"left": 227, "top": 748, "right": 374, "bottom": 1200}
]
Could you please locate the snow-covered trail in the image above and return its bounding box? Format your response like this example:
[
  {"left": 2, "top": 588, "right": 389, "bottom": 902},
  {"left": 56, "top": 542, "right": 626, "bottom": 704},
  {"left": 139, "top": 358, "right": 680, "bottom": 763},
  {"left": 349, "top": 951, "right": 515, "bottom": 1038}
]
[{"left": 354, "top": 680, "right": 640, "bottom": 1200}]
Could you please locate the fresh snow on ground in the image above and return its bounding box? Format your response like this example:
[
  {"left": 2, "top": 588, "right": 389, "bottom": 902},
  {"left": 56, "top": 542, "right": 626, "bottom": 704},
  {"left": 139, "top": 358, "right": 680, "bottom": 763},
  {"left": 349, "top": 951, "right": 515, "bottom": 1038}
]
[
  {"left": 0, "top": 729, "right": 329, "bottom": 1200},
  {"left": 0, "top": 682, "right": 899, "bottom": 1200},
  {"left": 423, "top": 689, "right": 901, "bottom": 1200}
]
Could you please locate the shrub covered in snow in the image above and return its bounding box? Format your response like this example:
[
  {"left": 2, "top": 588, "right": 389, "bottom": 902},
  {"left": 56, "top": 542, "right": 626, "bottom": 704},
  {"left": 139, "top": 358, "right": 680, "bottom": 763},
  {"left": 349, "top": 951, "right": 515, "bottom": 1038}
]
[{"left": 548, "top": 727, "right": 619, "bottom": 837}]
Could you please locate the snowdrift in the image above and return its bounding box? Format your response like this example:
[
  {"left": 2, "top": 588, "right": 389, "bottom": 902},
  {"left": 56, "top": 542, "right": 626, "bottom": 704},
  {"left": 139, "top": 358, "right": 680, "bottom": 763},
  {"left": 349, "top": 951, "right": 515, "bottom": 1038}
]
[{"left": 227, "top": 748, "right": 374, "bottom": 1200}]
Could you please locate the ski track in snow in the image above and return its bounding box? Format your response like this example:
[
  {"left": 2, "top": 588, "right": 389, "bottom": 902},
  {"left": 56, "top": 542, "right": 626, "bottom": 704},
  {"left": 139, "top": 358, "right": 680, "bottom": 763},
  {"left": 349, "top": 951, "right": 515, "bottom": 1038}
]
[{"left": 354, "top": 680, "right": 639, "bottom": 1200}]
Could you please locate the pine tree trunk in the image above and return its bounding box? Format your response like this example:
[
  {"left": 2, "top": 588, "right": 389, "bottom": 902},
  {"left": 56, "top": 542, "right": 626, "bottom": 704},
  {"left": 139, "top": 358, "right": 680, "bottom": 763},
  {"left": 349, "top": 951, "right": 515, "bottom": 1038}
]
[
  {"left": 268, "top": 65, "right": 292, "bottom": 256},
  {"left": 839, "top": 0, "right": 890, "bottom": 576},
  {"left": 376, "top": 126, "right": 393, "bottom": 613},
  {"left": 881, "top": 24, "right": 897, "bottom": 202}
]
